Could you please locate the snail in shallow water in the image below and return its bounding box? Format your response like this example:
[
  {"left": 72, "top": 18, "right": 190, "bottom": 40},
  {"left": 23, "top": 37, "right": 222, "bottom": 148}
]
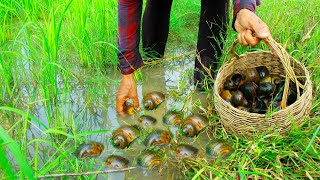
[
  {"left": 144, "top": 129, "right": 171, "bottom": 147},
  {"left": 104, "top": 155, "right": 129, "bottom": 168},
  {"left": 174, "top": 144, "right": 199, "bottom": 159},
  {"left": 206, "top": 139, "right": 233, "bottom": 159},
  {"left": 112, "top": 125, "right": 140, "bottom": 149},
  {"left": 136, "top": 149, "right": 164, "bottom": 169},
  {"left": 162, "top": 111, "right": 182, "bottom": 126},
  {"left": 76, "top": 142, "right": 103, "bottom": 159},
  {"left": 181, "top": 115, "right": 209, "bottom": 137},
  {"left": 143, "top": 92, "right": 165, "bottom": 110},
  {"left": 138, "top": 115, "right": 157, "bottom": 128}
]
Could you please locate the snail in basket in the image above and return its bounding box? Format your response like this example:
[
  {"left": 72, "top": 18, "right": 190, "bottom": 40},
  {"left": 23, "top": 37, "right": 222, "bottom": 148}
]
[{"left": 220, "top": 66, "right": 301, "bottom": 114}]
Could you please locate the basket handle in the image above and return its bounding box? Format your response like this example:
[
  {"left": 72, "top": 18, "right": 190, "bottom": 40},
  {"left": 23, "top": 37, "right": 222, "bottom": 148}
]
[{"left": 227, "top": 37, "right": 305, "bottom": 109}]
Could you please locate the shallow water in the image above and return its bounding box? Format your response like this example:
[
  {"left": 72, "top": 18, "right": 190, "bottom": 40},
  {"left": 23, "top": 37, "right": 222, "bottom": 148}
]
[{"left": 15, "top": 46, "right": 217, "bottom": 179}]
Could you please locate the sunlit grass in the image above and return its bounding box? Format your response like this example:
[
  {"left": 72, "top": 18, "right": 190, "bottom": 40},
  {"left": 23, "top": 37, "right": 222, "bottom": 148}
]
[{"left": 0, "top": 0, "right": 319, "bottom": 179}]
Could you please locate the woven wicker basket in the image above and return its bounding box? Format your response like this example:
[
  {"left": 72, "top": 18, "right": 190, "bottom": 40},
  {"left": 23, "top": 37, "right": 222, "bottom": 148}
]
[{"left": 214, "top": 37, "right": 313, "bottom": 137}]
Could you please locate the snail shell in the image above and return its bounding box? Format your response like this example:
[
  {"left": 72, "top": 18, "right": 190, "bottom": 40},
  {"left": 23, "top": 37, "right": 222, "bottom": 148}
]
[
  {"left": 231, "top": 73, "right": 244, "bottom": 87},
  {"left": 144, "top": 130, "right": 171, "bottom": 147},
  {"left": 136, "top": 149, "right": 164, "bottom": 169},
  {"left": 239, "top": 82, "right": 258, "bottom": 101},
  {"left": 257, "top": 82, "right": 275, "bottom": 98},
  {"left": 76, "top": 142, "right": 103, "bottom": 159},
  {"left": 206, "top": 139, "right": 233, "bottom": 159},
  {"left": 221, "top": 90, "right": 232, "bottom": 102},
  {"left": 112, "top": 125, "right": 140, "bottom": 149},
  {"left": 244, "top": 68, "right": 260, "bottom": 84},
  {"left": 223, "top": 79, "right": 237, "bottom": 91},
  {"left": 138, "top": 115, "right": 157, "bottom": 127},
  {"left": 143, "top": 92, "right": 165, "bottom": 110},
  {"left": 231, "top": 90, "right": 247, "bottom": 107},
  {"left": 256, "top": 66, "right": 270, "bottom": 79},
  {"left": 174, "top": 144, "right": 199, "bottom": 159},
  {"left": 105, "top": 155, "right": 129, "bottom": 168},
  {"left": 181, "top": 115, "right": 209, "bottom": 137},
  {"left": 162, "top": 111, "right": 182, "bottom": 126},
  {"left": 123, "top": 100, "right": 135, "bottom": 116}
]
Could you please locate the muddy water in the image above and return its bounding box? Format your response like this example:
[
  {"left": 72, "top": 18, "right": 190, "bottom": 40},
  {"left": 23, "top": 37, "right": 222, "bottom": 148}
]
[{"left": 70, "top": 51, "right": 216, "bottom": 179}]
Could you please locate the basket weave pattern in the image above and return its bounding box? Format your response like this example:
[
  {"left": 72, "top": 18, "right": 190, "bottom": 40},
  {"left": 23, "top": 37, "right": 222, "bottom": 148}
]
[{"left": 213, "top": 37, "right": 313, "bottom": 137}]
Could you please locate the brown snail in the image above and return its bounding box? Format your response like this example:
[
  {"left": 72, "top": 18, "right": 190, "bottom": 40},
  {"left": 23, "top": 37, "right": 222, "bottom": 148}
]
[
  {"left": 138, "top": 115, "right": 157, "bottom": 127},
  {"left": 239, "top": 82, "right": 258, "bottom": 101},
  {"left": 104, "top": 155, "right": 129, "bottom": 168},
  {"left": 143, "top": 92, "right": 165, "bottom": 110},
  {"left": 76, "top": 142, "right": 103, "bottom": 159},
  {"left": 221, "top": 90, "right": 232, "bottom": 103},
  {"left": 162, "top": 111, "right": 182, "bottom": 126},
  {"left": 244, "top": 68, "right": 260, "bottom": 84},
  {"left": 231, "top": 90, "right": 247, "bottom": 107},
  {"left": 144, "top": 130, "right": 171, "bottom": 147},
  {"left": 206, "top": 139, "right": 233, "bottom": 159},
  {"left": 112, "top": 125, "right": 140, "bottom": 149},
  {"left": 181, "top": 115, "right": 209, "bottom": 137},
  {"left": 136, "top": 149, "right": 164, "bottom": 169},
  {"left": 250, "top": 97, "right": 267, "bottom": 114},
  {"left": 256, "top": 66, "right": 269, "bottom": 79},
  {"left": 223, "top": 79, "right": 237, "bottom": 91},
  {"left": 231, "top": 73, "right": 244, "bottom": 87},
  {"left": 174, "top": 144, "right": 199, "bottom": 159},
  {"left": 257, "top": 82, "right": 275, "bottom": 98}
]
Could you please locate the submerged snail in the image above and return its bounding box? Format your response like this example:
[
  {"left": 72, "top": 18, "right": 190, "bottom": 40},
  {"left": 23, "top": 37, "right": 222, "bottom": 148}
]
[
  {"left": 76, "top": 142, "right": 104, "bottom": 159},
  {"left": 104, "top": 155, "right": 129, "bottom": 168},
  {"left": 112, "top": 125, "right": 140, "bottom": 149},
  {"left": 136, "top": 149, "right": 164, "bottom": 169},
  {"left": 144, "top": 130, "right": 171, "bottom": 147},
  {"left": 181, "top": 115, "right": 209, "bottom": 137},
  {"left": 138, "top": 115, "right": 157, "bottom": 127},
  {"left": 143, "top": 92, "right": 165, "bottom": 110},
  {"left": 162, "top": 111, "right": 182, "bottom": 126},
  {"left": 174, "top": 144, "right": 199, "bottom": 159},
  {"left": 206, "top": 139, "right": 233, "bottom": 159}
]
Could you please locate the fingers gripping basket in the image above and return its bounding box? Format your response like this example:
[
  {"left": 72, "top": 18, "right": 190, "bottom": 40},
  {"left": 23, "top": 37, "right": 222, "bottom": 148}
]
[{"left": 213, "top": 37, "right": 313, "bottom": 137}]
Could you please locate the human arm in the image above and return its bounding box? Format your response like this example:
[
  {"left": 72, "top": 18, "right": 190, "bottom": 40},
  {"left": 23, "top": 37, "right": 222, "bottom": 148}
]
[{"left": 116, "top": 0, "right": 143, "bottom": 115}]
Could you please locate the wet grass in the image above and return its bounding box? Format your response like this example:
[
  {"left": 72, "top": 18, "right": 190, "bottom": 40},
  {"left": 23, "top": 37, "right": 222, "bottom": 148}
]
[{"left": 0, "top": 0, "right": 319, "bottom": 179}]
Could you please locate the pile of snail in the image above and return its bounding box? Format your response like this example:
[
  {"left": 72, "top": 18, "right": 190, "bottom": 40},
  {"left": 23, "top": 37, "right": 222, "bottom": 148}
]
[
  {"left": 75, "top": 91, "right": 234, "bottom": 171},
  {"left": 220, "top": 66, "right": 300, "bottom": 114}
]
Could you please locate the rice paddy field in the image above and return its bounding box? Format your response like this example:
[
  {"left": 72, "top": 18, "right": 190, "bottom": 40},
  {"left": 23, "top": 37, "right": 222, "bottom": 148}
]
[{"left": 0, "top": 0, "right": 319, "bottom": 179}]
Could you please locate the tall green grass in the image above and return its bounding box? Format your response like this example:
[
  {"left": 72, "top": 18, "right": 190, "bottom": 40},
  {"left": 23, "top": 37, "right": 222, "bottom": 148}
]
[{"left": 0, "top": 0, "right": 319, "bottom": 179}]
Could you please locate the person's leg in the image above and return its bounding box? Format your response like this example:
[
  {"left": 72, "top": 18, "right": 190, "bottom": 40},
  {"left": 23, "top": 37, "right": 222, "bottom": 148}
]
[
  {"left": 142, "top": 0, "right": 173, "bottom": 58},
  {"left": 195, "top": 0, "right": 229, "bottom": 90}
]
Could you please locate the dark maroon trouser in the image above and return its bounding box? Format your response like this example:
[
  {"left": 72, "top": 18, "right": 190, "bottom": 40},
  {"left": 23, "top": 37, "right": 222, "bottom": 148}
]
[{"left": 142, "top": 0, "right": 229, "bottom": 88}]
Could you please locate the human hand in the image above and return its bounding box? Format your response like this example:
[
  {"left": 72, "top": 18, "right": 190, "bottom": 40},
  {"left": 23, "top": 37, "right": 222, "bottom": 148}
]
[
  {"left": 116, "top": 74, "right": 139, "bottom": 117},
  {"left": 234, "top": 9, "right": 271, "bottom": 46}
]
